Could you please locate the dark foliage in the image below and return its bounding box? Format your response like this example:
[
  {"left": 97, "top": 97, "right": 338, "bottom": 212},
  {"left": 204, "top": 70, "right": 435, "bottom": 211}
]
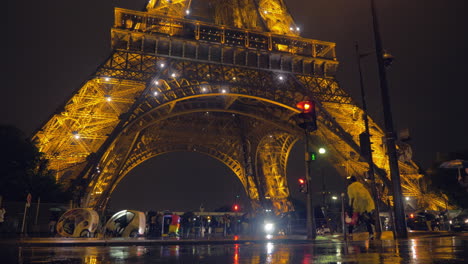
[{"left": 0, "top": 125, "right": 71, "bottom": 202}]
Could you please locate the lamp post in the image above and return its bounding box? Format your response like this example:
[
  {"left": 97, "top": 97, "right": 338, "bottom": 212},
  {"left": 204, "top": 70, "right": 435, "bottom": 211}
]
[
  {"left": 369, "top": 0, "right": 408, "bottom": 238},
  {"left": 355, "top": 42, "right": 383, "bottom": 238}
]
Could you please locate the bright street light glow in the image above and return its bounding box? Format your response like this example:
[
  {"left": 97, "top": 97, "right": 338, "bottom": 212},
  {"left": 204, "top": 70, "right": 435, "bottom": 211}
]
[
  {"left": 264, "top": 223, "right": 274, "bottom": 232},
  {"left": 221, "top": 89, "right": 226, "bottom": 93},
  {"left": 296, "top": 27, "right": 300, "bottom": 31},
  {"left": 72, "top": 132, "right": 80, "bottom": 139},
  {"left": 332, "top": 196, "right": 338, "bottom": 200},
  {"left": 202, "top": 87, "right": 207, "bottom": 92},
  {"left": 105, "top": 96, "right": 112, "bottom": 102},
  {"left": 185, "top": 10, "right": 190, "bottom": 15},
  {"left": 171, "top": 73, "right": 176, "bottom": 78},
  {"left": 153, "top": 91, "right": 159, "bottom": 96},
  {"left": 160, "top": 63, "right": 165, "bottom": 68},
  {"left": 405, "top": 197, "right": 410, "bottom": 201},
  {"left": 318, "top": 147, "right": 326, "bottom": 154},
  {"left": 278, "top": 75, "right": 284, "bottom": 80},
  {"left": 104, "top": 77, "right": 110, "bottom": 82},
  {"left": 154, "top": 80, "right": 159, "bottom": 85}
]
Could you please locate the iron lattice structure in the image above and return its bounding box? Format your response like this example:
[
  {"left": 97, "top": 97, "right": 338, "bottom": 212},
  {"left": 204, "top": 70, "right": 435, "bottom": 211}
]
[{"left": 33, "top": 0, "right": 445, "bottom": 212}]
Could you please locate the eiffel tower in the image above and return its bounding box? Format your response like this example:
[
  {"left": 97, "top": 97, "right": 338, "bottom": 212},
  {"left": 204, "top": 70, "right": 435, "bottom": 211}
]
[{"left": 33, "top": 0, "right": 445, "bottom": 212}]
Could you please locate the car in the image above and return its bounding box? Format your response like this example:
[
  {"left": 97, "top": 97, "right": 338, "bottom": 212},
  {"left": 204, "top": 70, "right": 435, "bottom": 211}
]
[
  {"left": 56, "top": 208, "right": 99, "bottom": 237},
  {"left": 450, "top": 213, "right": 468, "bottom": 231},
  {"left": 406, "top": 211, "right": 441, "bottom": 231},
  {"left": 105, "top": 210, "right": 146, "bottom": 237}
]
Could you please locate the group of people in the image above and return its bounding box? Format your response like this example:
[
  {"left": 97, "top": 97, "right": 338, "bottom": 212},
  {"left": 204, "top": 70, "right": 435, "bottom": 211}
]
[
  {"left": 145, "top": 211, "right": 279, "bottom": 238},
  {"left": 147, "top": 212, "right": 240, "bottom": 238}
]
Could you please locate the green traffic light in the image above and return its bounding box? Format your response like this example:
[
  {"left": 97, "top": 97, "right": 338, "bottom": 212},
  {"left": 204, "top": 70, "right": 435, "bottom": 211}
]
[{"left": 311, "top": 152, "right": 317, "bottom": 161}]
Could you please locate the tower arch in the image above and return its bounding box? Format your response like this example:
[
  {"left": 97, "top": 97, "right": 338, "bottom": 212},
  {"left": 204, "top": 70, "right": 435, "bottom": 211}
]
[{"left": 33, "top": 1, "right": 448, "bottom": 214}]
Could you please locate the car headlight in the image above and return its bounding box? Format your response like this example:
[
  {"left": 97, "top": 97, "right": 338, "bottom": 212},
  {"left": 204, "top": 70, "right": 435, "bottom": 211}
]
[
  {"left": 464, "top": 219, "right": 468, "bottom": 224},
  {"left": 264, "top": 223, "right": 274, "bottom": 232}
]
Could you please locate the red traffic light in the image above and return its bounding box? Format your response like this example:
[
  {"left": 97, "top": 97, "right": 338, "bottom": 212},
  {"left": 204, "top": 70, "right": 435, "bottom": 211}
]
[
  {"left": 233, "top": 204, "right": 239, "bottom": 211},
  {"left": 296, "top": 101, "right": 314, "bottom": 113},
  {"left": 298, "top": 178, "right": 307, "bottom": 193}
]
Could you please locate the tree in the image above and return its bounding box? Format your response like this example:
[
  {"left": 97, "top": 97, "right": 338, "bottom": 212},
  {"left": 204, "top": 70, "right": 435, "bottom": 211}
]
[{"left": 0, "top": 125, "right": 71, "bottom": 202}]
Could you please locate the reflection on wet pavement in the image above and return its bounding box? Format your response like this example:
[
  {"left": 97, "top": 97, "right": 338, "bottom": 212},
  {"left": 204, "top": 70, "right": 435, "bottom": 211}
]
[{"left": 4, "top": 236, "right": 468, "bottom": 263}]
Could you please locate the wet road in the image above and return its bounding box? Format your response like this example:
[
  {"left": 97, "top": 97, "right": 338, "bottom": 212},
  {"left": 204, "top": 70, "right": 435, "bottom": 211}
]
[{"left": 3, "top": 235, "right": 468, "bottom": 264}]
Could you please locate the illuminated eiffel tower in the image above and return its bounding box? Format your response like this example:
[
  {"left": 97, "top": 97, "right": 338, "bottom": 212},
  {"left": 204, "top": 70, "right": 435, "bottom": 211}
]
[{"left": 33, "top": 0, "right": 446, "bottom": 212}]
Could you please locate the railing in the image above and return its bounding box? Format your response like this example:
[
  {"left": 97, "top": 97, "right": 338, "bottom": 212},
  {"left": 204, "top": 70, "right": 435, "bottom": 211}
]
[{"left": 114, "top": 8, "right": 337, "bottom": 61}]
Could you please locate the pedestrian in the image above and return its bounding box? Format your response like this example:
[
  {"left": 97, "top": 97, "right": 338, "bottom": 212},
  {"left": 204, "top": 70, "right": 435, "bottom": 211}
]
[
  {"left": 48, "top": 211, "right": 59, "bottom": 236},
  {"left": 0, "top": 206, "right": 6, "bottom": 232},
  {"left": 347, "top": 176, "right": 375, "bottom": 238},
  {"left": 169, "top": 213, "right": 180, "bottom": 237},
  {"left": 147, "top": 211, "right": 158, "bottom": 237}
]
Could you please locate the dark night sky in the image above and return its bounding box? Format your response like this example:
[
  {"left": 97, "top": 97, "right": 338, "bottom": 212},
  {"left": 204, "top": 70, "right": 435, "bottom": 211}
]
[{"left": 4, "top": 0, "right": 468, "bottom": 211}]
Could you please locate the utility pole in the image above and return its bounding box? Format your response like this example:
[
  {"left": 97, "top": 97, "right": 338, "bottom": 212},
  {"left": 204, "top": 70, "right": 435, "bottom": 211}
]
[{"left": 369, "top": 0, "right": 408, "bottom": 238}]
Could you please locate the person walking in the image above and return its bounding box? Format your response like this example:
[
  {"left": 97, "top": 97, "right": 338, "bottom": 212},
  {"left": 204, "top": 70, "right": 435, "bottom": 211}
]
[
  {"left": 347, "top": 176, "right": 375, "bottom": 238},
  {"left": 168, "top": 213, "right": 180, "bottom": 237}
]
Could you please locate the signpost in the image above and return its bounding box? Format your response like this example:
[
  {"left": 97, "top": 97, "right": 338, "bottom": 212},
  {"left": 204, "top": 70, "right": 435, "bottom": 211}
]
[{"left": 21, "top": 193, "right": 32, "bottom": 234}]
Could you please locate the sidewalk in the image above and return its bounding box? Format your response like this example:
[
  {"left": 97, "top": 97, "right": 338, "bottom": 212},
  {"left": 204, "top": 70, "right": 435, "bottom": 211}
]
[{"left": 1, "top": 231, "right": 458, "bottom": 247}]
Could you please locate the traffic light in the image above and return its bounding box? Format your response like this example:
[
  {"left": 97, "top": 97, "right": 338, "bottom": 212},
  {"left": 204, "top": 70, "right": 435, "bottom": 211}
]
[
  {"left": 233, "top": 204, "right": 240, "bottom": 212},
  {"left": 296, "top": 100, "right": 317, "bottom": 131},
  {"left": 359, "top": 132, "right": 371, "bottom": 160},
  {"left": 310, "top": 152, "right": 317, "bottom": 161},
  {"left": 298, "top": 178, "right": 308, "bottom": 193},
  {"left": 296, "top": 101, "right": 314, "bottom": 113}
]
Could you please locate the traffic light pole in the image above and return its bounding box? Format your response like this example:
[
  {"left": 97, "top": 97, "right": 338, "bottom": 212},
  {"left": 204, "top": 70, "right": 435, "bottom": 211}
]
[
  {"left": 304, "top": 129, "right": 317, "bottom": 240},
  {"left": 370, "top": 0, "right": 408, "bottom": 238}
]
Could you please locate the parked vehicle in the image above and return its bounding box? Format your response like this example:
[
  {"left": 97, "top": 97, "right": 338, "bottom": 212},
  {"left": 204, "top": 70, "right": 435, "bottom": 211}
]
[
  {"left": 56, "top": 208, "right": 99, "bottom": 237},
  {"left": 450, "top": 212, "right": 468, "bottom": 231},
  {"left": 105, "top": 210, "right": 146, "bottom": 237},
  {"left": 406, "top": 211, "right": 440, "bottom": 231}
]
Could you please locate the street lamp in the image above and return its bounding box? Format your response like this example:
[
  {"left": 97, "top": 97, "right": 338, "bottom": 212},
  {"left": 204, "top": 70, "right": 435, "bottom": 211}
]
[
  {"left": 369, "top": 0, "right": 408, "bottom": 238},
  {"left": 355, "top": 42, "right": 383, "bottom": 238},
  {"left": 318, "top": 147, "right": 326, "bottom": 154}
]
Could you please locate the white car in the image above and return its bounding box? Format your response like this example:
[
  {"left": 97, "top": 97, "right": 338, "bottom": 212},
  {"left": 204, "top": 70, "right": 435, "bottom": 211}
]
[{"left": 105, "top": 210, "right": 146, "bottom": 238}]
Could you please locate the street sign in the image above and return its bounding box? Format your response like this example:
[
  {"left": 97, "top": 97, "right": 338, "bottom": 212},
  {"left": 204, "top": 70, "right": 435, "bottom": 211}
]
[
  {"left": 26, "top": 193, "right": 32, "bottom": 207},
  {"left": 22, "top": 193, "right": 32, "bottom": 233}
]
